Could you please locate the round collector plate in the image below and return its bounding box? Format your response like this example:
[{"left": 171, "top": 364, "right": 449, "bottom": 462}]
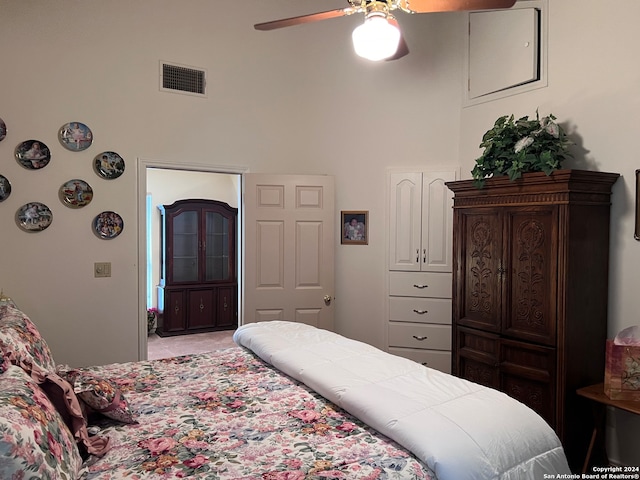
[
  {"left": 93, "top": 211, "right": 124, "bottom": 239},
  {"left": 58, "top": 121, "right": 93, "bottom": 151},
  {"left": 0, "top": 117, "right": 6, "bottom": 142},
  {"left": 0, "top": 175, "right": 11, "bottom": 202},
  {"left": 15, "top": 140, "right": 51, "bottom": 170},
  {"left": 94, "top": 151, "right": 125, "bottom": 179},
  {"left": 59, "top": 179, "right": 93, "bottom": 208},
  {"left": 16, "top": 202, "right": 52, "bottom": 232}
]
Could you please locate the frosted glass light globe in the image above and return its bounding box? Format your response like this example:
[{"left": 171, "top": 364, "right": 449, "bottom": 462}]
[{"left": 352, "top": 15, "right": 400, "bottom": 61}]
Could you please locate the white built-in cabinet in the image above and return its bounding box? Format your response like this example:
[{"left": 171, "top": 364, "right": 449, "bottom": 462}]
[{"left": 387, "top": 170, "right": 457, "bottom": 373}]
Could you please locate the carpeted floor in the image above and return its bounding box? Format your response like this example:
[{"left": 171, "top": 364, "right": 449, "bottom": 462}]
[{"left": 147, "top": 329, "right": 236, "bottom": 360}]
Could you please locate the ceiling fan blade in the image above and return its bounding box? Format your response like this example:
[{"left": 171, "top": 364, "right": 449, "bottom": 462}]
[
  {"left": 400, "top": 0, "right": 516, "bottom": 13},
  {"left": 254, "top": 7, "right": 358, "bottom": 31},
  {"left": 386, "top": 18, "right": 409, "bottom": 61}
]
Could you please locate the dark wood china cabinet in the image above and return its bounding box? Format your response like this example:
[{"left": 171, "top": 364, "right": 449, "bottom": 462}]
[
  {"left": 446, "top": 170, "right": 619, "bottom": 472},
  {"left": 157, "top": 199, "right": 237, "bottom": 337}
]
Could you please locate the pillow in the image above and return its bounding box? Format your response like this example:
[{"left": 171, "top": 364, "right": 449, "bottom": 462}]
[
  {"left": 62, "top": 368, "right": 136, "bottom": 424},
  {"left": 29, "top": 365, "right": 111, "bottom": 458},
  {"left": 0, "top": 305, "right": 56, "bottom": 373},
  {"left": 0, "top": 364, "right": 83, "bottom": 479}
]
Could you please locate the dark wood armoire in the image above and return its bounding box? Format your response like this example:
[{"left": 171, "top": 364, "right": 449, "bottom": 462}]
[
  {"left": 157, "top": 199, "right": 237, "bottom": 337},
  {"left": 446, "top": 169, "right": 619, "bottom": 472}
]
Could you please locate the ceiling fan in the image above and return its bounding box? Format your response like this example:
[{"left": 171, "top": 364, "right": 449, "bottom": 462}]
[{"left": 255, "top": 0, "right": 517, "bottom": 61}]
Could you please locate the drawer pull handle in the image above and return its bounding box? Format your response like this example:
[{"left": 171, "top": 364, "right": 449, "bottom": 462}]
[
  {"left": 413, "top": 309, "right": 428, "bottom": 315},
  {"left": 413, "top": 284, "right": 428, "bottom": 289},
  {"left": 412, "top": 335, "right": 428, "bottom": 341},
  {"left": 421, "top": 362, "right": 428, "bottom": 366}
]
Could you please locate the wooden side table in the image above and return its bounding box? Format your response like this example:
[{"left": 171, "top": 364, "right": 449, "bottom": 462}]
[{"left": 576, "top": 383, "right": 640, "bottom": 473}]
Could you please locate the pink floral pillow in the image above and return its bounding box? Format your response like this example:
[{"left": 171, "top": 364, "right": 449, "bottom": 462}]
[
  {"left": 0, "top": 305, "right": 56, "bottom": 373},
  {"left": 62, "top": 369, "right": 137, "bottom": 424},
  {"left": 0, "top": 364, "right": 82, "bottom": 479}
]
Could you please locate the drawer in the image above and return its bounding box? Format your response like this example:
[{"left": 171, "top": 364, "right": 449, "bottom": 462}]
[
  {"left": 388, "top": 347, "right": 452, "bottom": 374},
  {"left": 389, "top": 271, "right": 452, "bottom": 298},
  {"left": 389, "top": 296, "right": 451, "bottom": 325},
  {"left": 388, "top": 322, "right": 451, "bottom": 350}
]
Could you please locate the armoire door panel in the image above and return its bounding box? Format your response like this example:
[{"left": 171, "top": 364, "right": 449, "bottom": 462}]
[
  {"left": 457, "top": 210, "right": 503, "bottom": 332},
  {"left": 459, "top": 356, "right": 500, "bottom": 389},
  {"left": 503, "top": 207, "right": 558, "bottom": 345},
  {"left": 216, "top": 286, "right": 236, "bottom": 329},
  {"left": 164, "top": 290, "right": 186, "bottom": 333},
  {"left": 456, "top": 326, "right": 499, "bottom": 367},
  {"left": 501, "top": 374, "right": 555, "bottom": 427},
  {"left": 188, "top": 289, "right": 215, "bottom": 329}
]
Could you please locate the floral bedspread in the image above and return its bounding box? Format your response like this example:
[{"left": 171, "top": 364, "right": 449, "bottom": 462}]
[{"left": 79, "top": 347, "right": 436, "bottom": 480}]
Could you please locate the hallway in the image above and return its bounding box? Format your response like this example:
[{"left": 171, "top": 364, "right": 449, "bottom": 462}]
[{"left": 147, "top": 330, "right": 236, "bottom": 360}]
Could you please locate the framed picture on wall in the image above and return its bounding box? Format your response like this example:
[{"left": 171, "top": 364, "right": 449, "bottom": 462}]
[{"left": 341, "top": 210, "right": 368, "bottom": 245}]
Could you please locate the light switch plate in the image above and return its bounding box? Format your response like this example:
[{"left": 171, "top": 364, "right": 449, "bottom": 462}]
[{"left": 94, "top": 262, "right": 111, "bottom": 278}]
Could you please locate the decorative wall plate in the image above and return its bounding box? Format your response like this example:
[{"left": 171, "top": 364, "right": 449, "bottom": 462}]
[
  {"left": 94, "top": 151, "right": 125, "bottom": 179},
  {"left": 15, "top": 140, "right": 51, "bottom": 169},
  {"left": 93, "top": 211, "right": 124, "bottom": 239},
  {"left": 58, "top": 121, "right": 93, "bottom": 151},
  {"left": 0, "top": 117, "right": 6, "bottom": 141},
  {"left": 0, "top": 175, "right": 11, "bottom": 202},
  {"left": 59, "top": 179, "right": 93, "bottom": 208},
  {"left": 16, "top": 202, "right": 52, "bottom": 232}
]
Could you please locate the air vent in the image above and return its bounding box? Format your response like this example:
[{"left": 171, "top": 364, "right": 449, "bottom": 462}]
[{"left": 160, "top": 61, "right": 206, "bottom": 97}]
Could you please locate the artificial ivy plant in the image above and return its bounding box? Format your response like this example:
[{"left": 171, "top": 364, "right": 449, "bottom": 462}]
[{"left": 471, "top": 110, "right": 572, "bottom": 188}]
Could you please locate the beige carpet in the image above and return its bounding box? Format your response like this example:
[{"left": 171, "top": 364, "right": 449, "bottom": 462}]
[{"left": 147, "top": 329, "right": 236, "bottom": 360}]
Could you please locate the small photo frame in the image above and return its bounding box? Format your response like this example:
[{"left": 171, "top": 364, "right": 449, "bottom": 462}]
[{"left": 341, "top": 210, "right": 368, "bottom": 245}]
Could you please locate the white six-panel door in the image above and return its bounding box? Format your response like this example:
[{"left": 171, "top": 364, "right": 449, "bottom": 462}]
[{"left": 243, "top": 174, "right": 335, "bottom": 331}]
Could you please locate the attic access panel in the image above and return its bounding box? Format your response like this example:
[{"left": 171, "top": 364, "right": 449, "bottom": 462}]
[{"left": 465, "top": 0, "right": 547, "bottom": 105}]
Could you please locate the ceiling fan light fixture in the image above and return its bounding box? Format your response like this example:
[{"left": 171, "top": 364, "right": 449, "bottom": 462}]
[{"left": 352, "top": 13, "right": 401, "bottom": 61}]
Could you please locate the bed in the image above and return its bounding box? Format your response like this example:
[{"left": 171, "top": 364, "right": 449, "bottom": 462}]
[{"left": 0, "top": 304, "right": 571, "bottom": 479}]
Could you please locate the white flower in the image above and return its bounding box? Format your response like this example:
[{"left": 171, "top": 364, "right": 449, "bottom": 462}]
[
  {"left": 514, "top": 136, "right": 534, "bottom": 153},
  {"left": 545, "top": 122, "right": 560, "bottom": 138}
]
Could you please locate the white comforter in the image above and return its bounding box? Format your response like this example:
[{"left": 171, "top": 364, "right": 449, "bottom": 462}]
[{"left": 234, "top": 321, "right": 571, "bottom": 480}]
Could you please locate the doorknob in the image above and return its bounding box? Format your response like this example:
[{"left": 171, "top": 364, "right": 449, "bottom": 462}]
[{"left": 323, "top": 295, "right": 332, "bottom": 305}]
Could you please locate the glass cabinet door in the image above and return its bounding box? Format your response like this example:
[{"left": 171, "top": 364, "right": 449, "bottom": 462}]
[
  {"left": 171, "top": 210, "right": 199, "bottom": 282},
  {"left": 204, "top": 211, "right": 230, "bottom": 281}
]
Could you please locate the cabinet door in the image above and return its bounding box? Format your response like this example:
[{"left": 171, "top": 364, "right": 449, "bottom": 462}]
[
  {"left": 389, "top": 172, "right": 423, "bottom": 271},
  {"left": 188, "top": 288, "right": 215, "bottom": 330},
  {"left": 422, "top": 171, "right": 456, "bottom": 272},
  {"left": 216, "top": 286, "right": 236, "bottom": 329},
  {"left": 455, "top": 208, "right": 503, "bottom": 333},
  {"left": 203, "top": 207, "right": 236, "bottom": 282},
  {"left": 163, "top": 289, "right": 187, "bottom": 333},
  {"left": 169, "top": 209, "right": 199, "bottom": 283},
  {"left": 389, "top": 170, "right": 456, "bottom": 272},
  {"left": 503, "top": 207, "right": 558, "bottom": 346},
  {"left": 455, "top": 326, "right": 500, "bottom": 388},
  {"left": 500, "top": 338, "right": 556, "bottom": 427}
]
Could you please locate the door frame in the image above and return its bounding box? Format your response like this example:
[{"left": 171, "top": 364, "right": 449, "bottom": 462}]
[{"left": 136, "top": 158, "right": 248, "bottom": 360}]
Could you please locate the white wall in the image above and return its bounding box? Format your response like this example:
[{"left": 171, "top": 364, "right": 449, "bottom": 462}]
[
  {"left": 0, "top": 0, "right": 462, "bottom": 368},
  {"left": 0, "top": 0, "right": 637, "bottom": 466}
]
